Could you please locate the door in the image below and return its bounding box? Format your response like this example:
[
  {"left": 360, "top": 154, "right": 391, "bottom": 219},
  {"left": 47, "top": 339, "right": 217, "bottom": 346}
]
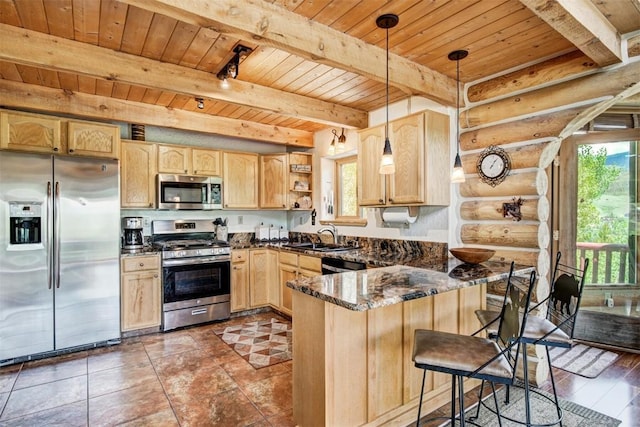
[
  {"left": 54, "top": 156, "right": 120, "bottom": 349},
  {"left": 0, "top": 152, "right": 53, "bottom": 360},
  {"left": 554, "top": 130, "right": 640, "bottom": 349}
]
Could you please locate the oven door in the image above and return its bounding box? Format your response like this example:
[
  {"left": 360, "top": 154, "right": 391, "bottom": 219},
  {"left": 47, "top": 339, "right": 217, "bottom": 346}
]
[{"left": 162, "top": 257, "right": 230, "bottom": 310}]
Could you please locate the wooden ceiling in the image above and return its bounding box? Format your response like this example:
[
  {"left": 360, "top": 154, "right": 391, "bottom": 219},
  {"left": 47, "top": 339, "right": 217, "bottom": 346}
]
[{"left": 0, "top": 0, "right": 639, "bottom": 143}]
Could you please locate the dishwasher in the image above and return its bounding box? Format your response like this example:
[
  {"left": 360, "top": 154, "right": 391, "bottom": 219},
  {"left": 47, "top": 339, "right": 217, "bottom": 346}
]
[{"left": 321, "top": 257, "right": 367, "bottom": 274}]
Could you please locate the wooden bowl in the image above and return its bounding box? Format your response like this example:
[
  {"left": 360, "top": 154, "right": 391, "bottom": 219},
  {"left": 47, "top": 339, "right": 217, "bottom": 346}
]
[{"left": 449, "top": 248, "right": 495, "bottom": 264}]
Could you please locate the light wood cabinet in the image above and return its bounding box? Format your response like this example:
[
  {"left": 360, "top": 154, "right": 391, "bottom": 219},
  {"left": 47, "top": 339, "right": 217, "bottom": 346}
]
[
  {"left": 0, "top": 110, "right": 121, "bottom": 159},
  {"left": 288, "top": 152, "right": 314, "bottom": 210},
  {"left": 158, "top": 144, "right": 191, "bottom": 174},
  {"left": 120, "top": 140, "right": 158, "bottom": 208},
  {"left": 357, "top": 125, "right": 386, "bottom": 206},
  {"left": 67, "top": 120, "right": 120, "bottom": 159},
  {"left": 260, "top": 154, "right": 288, "bottom": 209},
  {"left": 157, "top": 144, "right": 221, "bottom": 176},
  {"left": 278, "top": 252, "right": 321, "bottom": 316},
  {"left": 192, "top": 148, "right": 221, "bottom": 176},
  {"left": 0, "top": 110, "right": 64, "bottom": 153},
  {"left": 223, "top": 151, "right": 259, "bottom": 209},
  {"left": 231, "top": 249, "right": 249, "bottom": 312},
  {"left": 249, "top": 249, "right": 279, "bottom": 307},
  {"left": 357, "top": 111, "right": 450, "bottom": 207},
  {"left": 120, "top": 254, "right": 161, "bottom": 332}
]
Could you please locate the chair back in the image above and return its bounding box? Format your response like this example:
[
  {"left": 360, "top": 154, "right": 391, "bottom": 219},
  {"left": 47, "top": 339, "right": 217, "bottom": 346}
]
[
  {"left": 492, "top": 263, "right": 537, "bottom": 382},
  {"left": 546, "top": 251, "right": 590, "bottom": 338}
]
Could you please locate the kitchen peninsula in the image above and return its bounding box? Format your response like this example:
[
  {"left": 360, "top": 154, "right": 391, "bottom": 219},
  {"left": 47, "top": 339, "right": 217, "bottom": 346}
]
[{"left": 288, "top": 261, "right": 533, "bottom": 427}]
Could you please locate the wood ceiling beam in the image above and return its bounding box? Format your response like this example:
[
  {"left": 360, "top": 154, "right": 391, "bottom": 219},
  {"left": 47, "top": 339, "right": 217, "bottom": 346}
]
[
  {"left": 519, "top": 0, "right": 623, "bottom": 66},
  {"left": 119, "top": 0, "right": 458, "bottom": 106},
  {"left": 0, "top": 79, "right": 313, "bottom": 147},
  {"left": 0, "top": 23, "right": 365, "bottom": 130}
]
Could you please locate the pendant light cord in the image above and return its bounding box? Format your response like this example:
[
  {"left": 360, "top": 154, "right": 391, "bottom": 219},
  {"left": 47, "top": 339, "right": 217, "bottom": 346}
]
[
  {"left": 456, "top": 57, "right": 460, "bottom": 156},
  {"left": 385, "top": 27, "right": 389, "bottom": 140}
]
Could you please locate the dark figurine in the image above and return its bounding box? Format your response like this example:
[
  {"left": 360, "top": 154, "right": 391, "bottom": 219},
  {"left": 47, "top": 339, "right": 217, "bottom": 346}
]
[
  {"left": 551, "top": 273, "right": 580, "bottom": 315},
  {"left": 503, "top": 197, "right": 524, "bottom": 221}
]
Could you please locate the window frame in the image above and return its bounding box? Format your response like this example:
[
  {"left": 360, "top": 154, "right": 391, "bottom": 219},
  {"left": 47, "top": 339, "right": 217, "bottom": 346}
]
[{"left": 321, "top": 155, "right": 367, "bottom": 226}]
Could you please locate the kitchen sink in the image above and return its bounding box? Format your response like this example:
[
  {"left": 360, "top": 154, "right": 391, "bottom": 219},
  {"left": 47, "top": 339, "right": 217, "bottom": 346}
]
[{"left": 281, "top": 242, "right": 356, "bottom": 252}]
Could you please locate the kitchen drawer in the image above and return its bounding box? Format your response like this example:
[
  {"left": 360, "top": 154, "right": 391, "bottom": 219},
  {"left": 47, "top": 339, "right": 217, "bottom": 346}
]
[
  {"left": 232, "top": 249, "right": 248, "bottom": 263},
  {"left": 279, "top": 251, "right": 298, "bottom": 266},
  {"left": 122, "top": 255, "right": 160, "bottom": 272},
  {"left": 299, "top": 254, "right": 321, "bottom": 272}
]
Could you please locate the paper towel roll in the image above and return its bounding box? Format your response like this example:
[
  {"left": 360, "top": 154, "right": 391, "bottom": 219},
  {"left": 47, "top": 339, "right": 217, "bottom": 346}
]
[{"left": 381, "top": 207, "right": 418, "bottom": 226}]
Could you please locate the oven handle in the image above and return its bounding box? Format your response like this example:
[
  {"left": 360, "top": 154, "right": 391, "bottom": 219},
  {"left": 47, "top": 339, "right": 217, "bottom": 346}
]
[{"left": 162, "top": 256, "right": 231, "bottom": 267}]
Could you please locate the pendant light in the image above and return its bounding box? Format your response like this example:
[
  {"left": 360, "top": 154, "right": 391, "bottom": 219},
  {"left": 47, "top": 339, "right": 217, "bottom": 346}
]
[
  {"left": 449, "top": 49, "right": 468, "bottom": 183},
  {"left": 377, "top": 14, "right": 399, "bottom": 175}
]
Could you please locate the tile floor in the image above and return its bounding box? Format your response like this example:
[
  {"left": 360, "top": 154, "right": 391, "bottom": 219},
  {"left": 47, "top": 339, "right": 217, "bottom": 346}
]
[{"left": 0, "top": 312, "right": 294, "bottom": 427}]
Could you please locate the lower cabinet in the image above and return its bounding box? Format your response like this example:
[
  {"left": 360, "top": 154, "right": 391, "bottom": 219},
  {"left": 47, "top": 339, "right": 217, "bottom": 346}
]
[
  {"left": 231, "top": 249, "right": 250, "bottom": 312},
  {"left": 278, "top": 252, "right": 321, "bottom": 317},
  {"left": 232, "top": 248, "right": 321, "bottom": 317},
  {"left": 120, "top": 254, "right": 161, "bottom": 332}
]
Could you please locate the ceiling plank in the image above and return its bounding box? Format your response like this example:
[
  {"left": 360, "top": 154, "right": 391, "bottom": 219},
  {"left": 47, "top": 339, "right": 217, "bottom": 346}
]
[
  {"left": 519, "top": 0, "right": 623, "bottom": 66},
  {"left": 0, "top": 79, "right": 314, "bottom": 147},
  {"left": 0, "top": 23, "right": 366, "bottom": 129},
  {"left": 119, "top": 0, "right": 458, "bottom": 106}
]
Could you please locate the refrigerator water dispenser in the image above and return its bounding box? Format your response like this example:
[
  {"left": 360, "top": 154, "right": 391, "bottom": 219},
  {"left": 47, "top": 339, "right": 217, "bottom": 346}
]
[{"left": 9, "top": 202, "right": 42, "bottom": 245}]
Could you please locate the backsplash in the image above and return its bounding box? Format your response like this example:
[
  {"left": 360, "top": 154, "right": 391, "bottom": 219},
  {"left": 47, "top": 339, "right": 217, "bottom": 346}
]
[{"left": 228, "top": 232, "right": 448, "bottom": 264}]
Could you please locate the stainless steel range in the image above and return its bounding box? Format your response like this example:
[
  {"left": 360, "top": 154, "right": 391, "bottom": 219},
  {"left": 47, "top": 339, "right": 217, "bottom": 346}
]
[{"left": 152, "top": 220, "right": 231, "bottom": 331}]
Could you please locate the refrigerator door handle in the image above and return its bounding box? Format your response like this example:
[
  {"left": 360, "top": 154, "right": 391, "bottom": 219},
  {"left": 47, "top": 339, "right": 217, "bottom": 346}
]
[
  {"left": 54, "top": 181, "right": 61, "bottom": 289},
  {"left": 47, "top": 181, "right": 53, "bottom": 290}
]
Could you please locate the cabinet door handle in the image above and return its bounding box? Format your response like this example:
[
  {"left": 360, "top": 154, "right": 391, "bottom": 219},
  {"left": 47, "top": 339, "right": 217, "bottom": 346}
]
[
  {"left": 154, "top": 274, "right": 158, "bottom": 278},
  {"left": 379, "top": 199, "right": 384, "bottom": 203},
  {"left": 69, "top": 149, "right": 74, "bottom": 153},
  {"left": 194, "top": 170, "right": 198, "bottom": 174},
  {"left": 389, "top": 198, "right": 393, "bottom": 202},
  {"left": 53, "top": 147, "right": 59, "bottom": 152},
  {"left": 139, "top": 262, "right": 145, "bottom": 267}
]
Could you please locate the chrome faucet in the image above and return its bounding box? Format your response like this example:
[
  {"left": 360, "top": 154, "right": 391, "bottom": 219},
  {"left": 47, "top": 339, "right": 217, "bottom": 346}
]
[{"left": 317, "top": 223, "right": 338, "bottom": 244}]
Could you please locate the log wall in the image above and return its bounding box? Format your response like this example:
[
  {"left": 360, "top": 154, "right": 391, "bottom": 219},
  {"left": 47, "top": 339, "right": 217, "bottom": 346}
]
[{"left": 456, "top": 55, "right": 640, "bottom": 385}]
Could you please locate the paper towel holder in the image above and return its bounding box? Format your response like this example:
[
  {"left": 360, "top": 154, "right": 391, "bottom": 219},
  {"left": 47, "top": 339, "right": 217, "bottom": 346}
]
[{"left": 381, "top": 206, "right": 419, "bottom": 228}]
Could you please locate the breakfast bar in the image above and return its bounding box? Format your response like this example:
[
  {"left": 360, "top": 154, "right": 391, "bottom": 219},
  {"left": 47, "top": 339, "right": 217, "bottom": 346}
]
[{"left": 287, "top": 261, "right": 533, "bottom": 427}]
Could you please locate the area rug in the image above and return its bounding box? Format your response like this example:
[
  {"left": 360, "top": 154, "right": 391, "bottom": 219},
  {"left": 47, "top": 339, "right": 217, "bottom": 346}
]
[
  {"left": 214, "top": 318, "right": 292, "bottom": 369},
  {"left": 549, "top": 343, "right": 619, "bottom": 378},
  {"left": 457, "top": 385, "right": 621, "bottom": 427}
]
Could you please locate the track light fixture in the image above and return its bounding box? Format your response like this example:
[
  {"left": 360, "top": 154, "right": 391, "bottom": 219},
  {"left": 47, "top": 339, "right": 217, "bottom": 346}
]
[
  {"left": 195, "top": 97, "right": 204, "bottom": 110},
  {"left": 216, "top": 45, "right": 252, "bottom": 88},
  {"left": 449, "top": 49, "right": 468, "bottom": 184},
  {"left": 376, "top": 13, "right": 399, "bottom": 175}
]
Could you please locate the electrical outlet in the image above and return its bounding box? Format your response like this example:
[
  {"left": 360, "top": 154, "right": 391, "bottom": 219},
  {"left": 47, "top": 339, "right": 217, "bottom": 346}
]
[
  {"left": 143, "top": 217, "right": 150, "bottom": 227},
  {"left": 299, "top": 216, "right": 304, "bottom": 225},
  {"left": 238, "top": 215, "right": 243, "bottom": 225}
]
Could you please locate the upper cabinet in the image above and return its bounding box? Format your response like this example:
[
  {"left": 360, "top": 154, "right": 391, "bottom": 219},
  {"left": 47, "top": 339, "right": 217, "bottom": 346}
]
[
  {"left": 0, "top": 110, "right": 120, "bottom": 159},
  {"left": 288, "top": 152, "right": 314, "bottom": 210},
  {"left": 158, "top": 144, "right": 191, "bottom": 174},
  {"left": 0, "top": 110, "right": 63, "bottom": 153},
  {"left": 121, "top": 140, "right": 158, "bottom": 209},
  {"left": 260, "top": 153, "right": 288, "bottom": 209},
  {"left": 67, "top": 120, "right": 120, "bottom": 159},
  {"left": 192, "top": 148, "right": 221, "bottom": 176},
  {"left": 223, "top": 151, "right": 259, "bottom": 209},
  {"left": 357, "top": 111, "right": 450, "bottom": 207},
  {"left": 157, "top": 144, "right": 221, "bottom": 176}
]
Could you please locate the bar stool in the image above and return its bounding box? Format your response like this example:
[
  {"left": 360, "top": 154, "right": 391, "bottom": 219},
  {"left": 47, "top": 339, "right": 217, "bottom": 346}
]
[
  {"left": 474, "top": 252, "right": 590, "bottom": 426},
  {"left": 412, "top": 263, "right": 537, "bottom": 426}
]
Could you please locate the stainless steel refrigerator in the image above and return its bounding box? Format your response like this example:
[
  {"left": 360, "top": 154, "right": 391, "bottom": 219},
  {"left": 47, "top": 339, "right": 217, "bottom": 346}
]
[{"left": 0, "top": 151, "right": 120, "bottom": 362}]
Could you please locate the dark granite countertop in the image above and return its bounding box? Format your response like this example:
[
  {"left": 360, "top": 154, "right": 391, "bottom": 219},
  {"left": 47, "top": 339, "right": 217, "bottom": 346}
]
[{"left": 286, "top": 261, "right": 534, "bottom": 311}]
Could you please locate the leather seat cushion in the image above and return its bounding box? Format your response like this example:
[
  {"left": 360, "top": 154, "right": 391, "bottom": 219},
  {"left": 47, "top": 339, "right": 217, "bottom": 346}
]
[
  {"left": 521, "top": 316, "right": 571, "bottom": 345},
  {"left": 412, "top": 329, "right": 512, "bottom": 380},
  {"left": 475, "top": 309, "right": 571, "bottom": 346}
]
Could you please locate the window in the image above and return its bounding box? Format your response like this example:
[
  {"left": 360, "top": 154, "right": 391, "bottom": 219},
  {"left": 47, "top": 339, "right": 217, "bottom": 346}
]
[{"left": 331, "top": 155, "right": 366, "bottom": 225}]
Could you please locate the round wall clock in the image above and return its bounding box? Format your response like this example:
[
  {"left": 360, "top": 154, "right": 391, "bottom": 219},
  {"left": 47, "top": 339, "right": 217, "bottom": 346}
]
[{"left": 476, "top": 145, "right": 511, "bottom": 187}]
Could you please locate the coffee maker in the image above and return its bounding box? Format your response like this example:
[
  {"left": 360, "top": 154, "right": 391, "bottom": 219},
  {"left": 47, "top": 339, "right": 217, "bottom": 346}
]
[{"left": 122, "top": 217, "right": 144, "bottom": 252}]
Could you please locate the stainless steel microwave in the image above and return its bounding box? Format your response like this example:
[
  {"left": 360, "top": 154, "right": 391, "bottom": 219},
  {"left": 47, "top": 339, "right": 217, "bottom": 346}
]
[{"left": 157, "top": 174, "right": 223, "bottom": 210}]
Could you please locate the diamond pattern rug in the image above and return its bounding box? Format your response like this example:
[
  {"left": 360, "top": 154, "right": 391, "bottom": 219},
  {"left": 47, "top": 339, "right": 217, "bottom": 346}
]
[{"left": 214, "top": 318, "right": 292, "bottom": 369}]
